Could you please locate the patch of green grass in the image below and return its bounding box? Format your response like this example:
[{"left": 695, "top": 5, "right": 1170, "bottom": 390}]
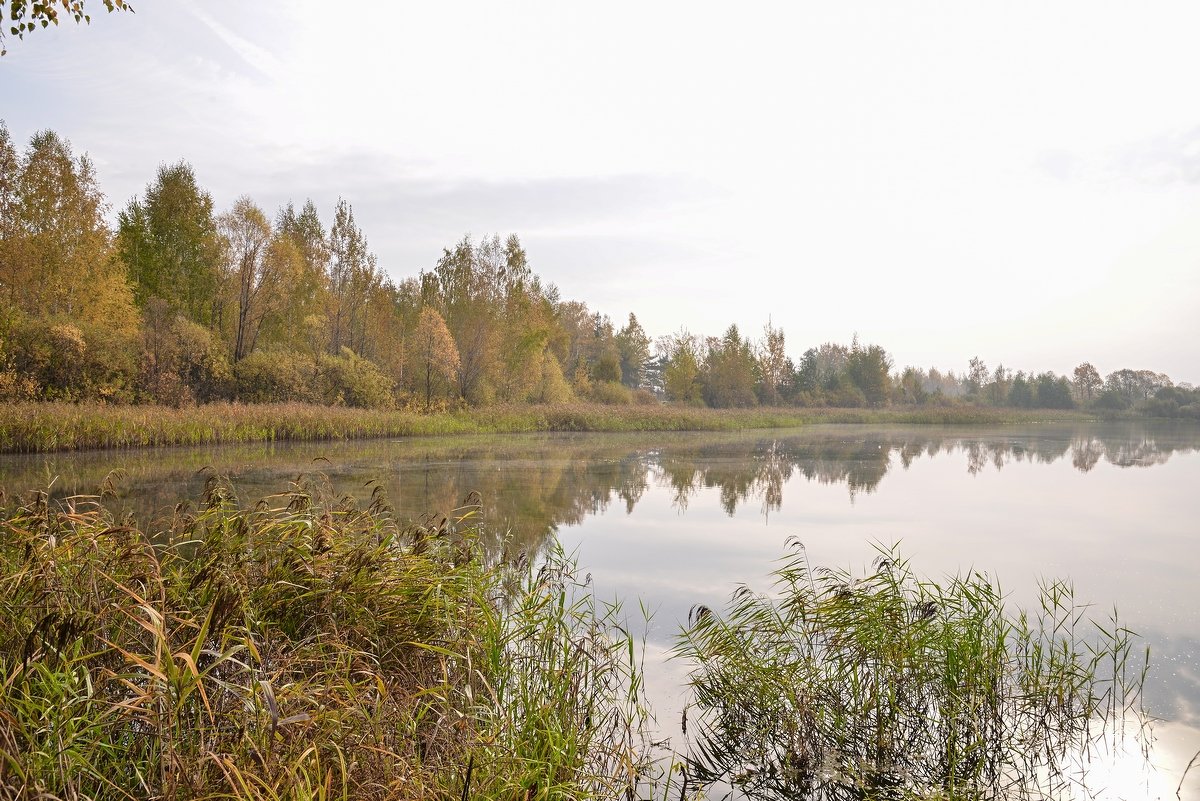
[
  {"left": 0, "top": 479, "right": 649, "bottom": 800},
  {"left": 0, "top": 401, "right": 1096, "bottom": 454}
]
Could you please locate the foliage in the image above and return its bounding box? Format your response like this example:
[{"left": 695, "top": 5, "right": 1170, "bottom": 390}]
[
  {"left": 2, "top": 120, "right": 1193, "bottom": 417},
  {"left": 139, "top": 300, "right": 231, "bottom": 405},
  {"left": 703, "top": 325, "right": 758, "bottom": 408},
  {"left": 232, "top": 349, "right": 317, "bottom": 405},
  {"left": 118, "top": 161, "right": 224, "bottom": 327},
  {"left": 0, "top": 126, "right": 137, "bottom": 339},
  {"left": 220, "top": 196, "right": 299, "bottom": 362},
  {"left": 320, "top": 347, "right": 395, "bottom": 409},
  {"left": 232, "top": 348, "right": 394, "bottom": 409},
  {"left": 616, "top": 312, "right": 651, "bottom": 389},
  {"left": 756, "top": 320, "right": 789, "bottom": 405},
  {"left": 845, "top": 338, "right": 891, "bottom": 407},
  {"left": 661, "top": 330, "right": 704, "bottom": 406},
  {"left": 588, "top": 380, "right": 633, "bottom": 405},
  {"left": 0, "top": 0, "right": 132, "bottom": 55},
  {"left": 2, "top": 315, "right": 138, "bottom": 401},
  {"left": 410, "top": 306, "right": 461, "bottom": 410},
  {"left": 0, "top": 479, "right": 649, "bottom": 799},
  {"left": 676, "top": 542, "right": 1146, "bottom": 801}
]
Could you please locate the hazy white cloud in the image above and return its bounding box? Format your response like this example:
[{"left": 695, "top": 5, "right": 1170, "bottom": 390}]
[{"left": 2, "top": 0, "right": 1199, "bottom": 381}]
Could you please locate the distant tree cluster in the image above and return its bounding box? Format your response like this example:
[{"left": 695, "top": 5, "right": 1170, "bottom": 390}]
[
  {"left": 1, "top": 121, "right": 1195, "bottom": 418},
  {"left": 0, "top": 122, "right": 659, "bottom": 409}
]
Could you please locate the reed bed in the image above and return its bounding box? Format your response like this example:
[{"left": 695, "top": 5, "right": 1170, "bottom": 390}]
[
  {"left": 0, "top": 479, "right": 649, "bottom": 800},
  {"left": 0, "top": 402, "right": 1095, "bottom": 454},
  {"left": 672, "top": 540, "right": 1147, "bottom": 801}
]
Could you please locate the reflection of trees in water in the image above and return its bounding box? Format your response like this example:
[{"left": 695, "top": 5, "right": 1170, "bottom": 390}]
[
  {"left": 652, "top": 424, "right": 1196, "bottom": 515},
  {"left": 0, "top": 424, "right": 1194, "bottom": 560}
]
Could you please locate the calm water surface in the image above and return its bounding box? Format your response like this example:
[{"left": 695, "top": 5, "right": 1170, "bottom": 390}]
[{"left": 2, "top": 422, "right": 1198, "bottom": 796}]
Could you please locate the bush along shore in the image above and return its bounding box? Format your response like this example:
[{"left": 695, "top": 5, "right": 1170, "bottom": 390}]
[
  {"left": 0, "top": 479, "right": 650, "bottom": 800},
  {"left": 0, "top": 401, "right": 1097, "bottom": 454},
  {"left": 0, "top": 480, "right": 1148, "bottom": 800}
]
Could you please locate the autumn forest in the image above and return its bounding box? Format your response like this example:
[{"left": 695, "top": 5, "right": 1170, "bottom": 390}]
[{"left": 1, "top": 121, "right": 1196, "bottom": 419}]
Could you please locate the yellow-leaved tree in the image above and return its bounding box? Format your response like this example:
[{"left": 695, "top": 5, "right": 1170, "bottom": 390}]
[{"left": 409, "top": 306, "right": 460, "bottom": 411}]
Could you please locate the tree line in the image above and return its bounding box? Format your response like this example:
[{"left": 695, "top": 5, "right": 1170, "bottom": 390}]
[{"left": 1, "top": 122, "right": 1196, "bottom": 419}]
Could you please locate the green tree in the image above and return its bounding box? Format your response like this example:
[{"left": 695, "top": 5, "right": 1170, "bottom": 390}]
[
  {"left": 1, "top": 128, "right": 134, "bottom": 325},
  {"left": 1008, "top": 372, "right": 1034, "bottom": 407},
  {"left": 845, "top": 339, "right": 892, "bottom": 406},
  {"left": 1034, "top": 372, "right": 1074, "bottom": 409},
  {"left": 895, "top": 367, "right": 929, "bottom": 405},
  {"left": 118, "top": 161, "right": 224, "bottom": 327},
  {"left": 703, "top": 325, "right": 758, "bottom": 408},
  {"left": 661, "top": 330, "right": 703, "bottom": 405},
  {"left": 270, "top": 199, "right": 331, "bottom": 346},
  {"left": 615, "top": 312, "right": 651, "bottom": 389},
  {"left": 428, "top": 235, "right": 500, "bottom": 402}
]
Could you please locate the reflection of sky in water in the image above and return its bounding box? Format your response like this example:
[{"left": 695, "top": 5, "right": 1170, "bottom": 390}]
[{"left": 2, "top": 422, "right": 1198, "bottom": 793}]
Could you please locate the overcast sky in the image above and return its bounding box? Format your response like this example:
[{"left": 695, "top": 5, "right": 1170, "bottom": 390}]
[{"left": 3, "top": 1, "right": 1199, "bottom": 382}]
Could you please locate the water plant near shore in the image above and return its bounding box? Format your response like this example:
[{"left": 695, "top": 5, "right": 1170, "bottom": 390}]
[
  {"left": 0, "top": 478, "right": 649, "bottom": 800},
  {"left": 673, "top": 541, "right": 1147, "bottom": 801}
]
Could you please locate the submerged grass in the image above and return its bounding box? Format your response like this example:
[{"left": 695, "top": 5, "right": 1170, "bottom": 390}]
[
  {"left": 0, "top": 479, "right": 649, "bottom": 800},
  {"left": 0, "top": 401, "right": 1095, "bottom": 454},
  {"left": 672, "top": 540, "right": 1147, "bottom": 801}
]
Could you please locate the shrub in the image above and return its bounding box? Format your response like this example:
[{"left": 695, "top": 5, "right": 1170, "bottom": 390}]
[
  {"left": 233, "top": 349, "right": 315, "bottom": 404},
  {"left": 633, "top": 388, "right": 659, "bottom": 405},
  {"left": 3, "top": 317, "right": 138, "bottom": 402},
  {"left": 320, "top": 348, "right": 395, "bottom": 409},
  {"left": 589, "top": 380, "right": 633, "bottom": 405}
]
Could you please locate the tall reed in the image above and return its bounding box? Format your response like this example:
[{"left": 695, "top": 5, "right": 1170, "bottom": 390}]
[
  {"left": 0, "top": 478, "right": 649, "bottom": 799},
  {"left": 0, "top": 401, "right": 1094, "bottom": 454},
  {"left": 673, "top": 540, "right": 1147, "bottom": 801}
]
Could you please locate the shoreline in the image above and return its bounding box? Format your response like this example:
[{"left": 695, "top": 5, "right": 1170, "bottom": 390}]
[{"left": 0, "top": 401, "right": 1105, "bottom": 455}]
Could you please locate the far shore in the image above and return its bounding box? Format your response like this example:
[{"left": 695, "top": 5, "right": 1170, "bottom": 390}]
[{"left": 0, "top": 401, "right": 1111, "bottom": 455}]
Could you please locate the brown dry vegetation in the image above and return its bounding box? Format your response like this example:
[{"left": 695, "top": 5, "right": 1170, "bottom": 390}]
[{"left": 0, "top": 478, "right": 649, "bottom": 800}]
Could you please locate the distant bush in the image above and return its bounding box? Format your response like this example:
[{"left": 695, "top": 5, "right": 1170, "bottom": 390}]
[
  {"left": 589, "top": 380, "right": 633, "bottom": 405},
  {"left": 233, "top": 349, "right": 316, "bottom": 404},
  {"left": 1094, "top": 389, "right": 1131, "bottom": 411},
  {"left": 632, "top": 388, "right": 659, "bottom": 405},
  {"left": 320, "top": 348, "right": 395, "bottom": 409},
  {"left": 3, "top": 317, "right": 138, "bottom": 402},
  {"left": 529, "top": 351, "right": 575, "bottom": 404},
  {"left": 140, "top": 308, "right": 231, "bottom": 405},
  {"left": 231, "top": 348, "right": 394, "bottom": 409}
]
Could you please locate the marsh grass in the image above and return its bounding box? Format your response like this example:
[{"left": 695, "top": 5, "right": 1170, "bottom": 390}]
[
  {"left": 0, "top": 401, "right": 1095, "bottom": 454},
  {"left": 673, "top": 540, "right": 1147, "bottom": 801},
  {"left": 0, "top": 477, "right": 649, "bottom": 800}
]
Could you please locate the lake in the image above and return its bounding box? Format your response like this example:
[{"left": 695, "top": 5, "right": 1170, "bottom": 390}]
[{"left": 2, "top": 421, "right": 1198, "bottom": 798}]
